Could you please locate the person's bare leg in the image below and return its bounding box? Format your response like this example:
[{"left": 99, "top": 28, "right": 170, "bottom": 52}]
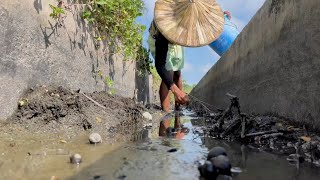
[
  {"left": 159, "top": 119, "right": 170, "bottom": 137},
  {"left": 159, "top": 81, "right": 170, "bottom": 112},
  {"left": 173, "top": 71, "right": 183, "bottom": 110}
]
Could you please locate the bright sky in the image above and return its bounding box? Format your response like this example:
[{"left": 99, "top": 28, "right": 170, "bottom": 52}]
[{"left": 137, "top": 0, "right": 266, "bottom": 85}]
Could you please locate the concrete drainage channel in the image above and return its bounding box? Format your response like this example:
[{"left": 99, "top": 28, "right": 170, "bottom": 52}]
[{"left": 0, "top": 108, "right": 319, "bottom": 179}]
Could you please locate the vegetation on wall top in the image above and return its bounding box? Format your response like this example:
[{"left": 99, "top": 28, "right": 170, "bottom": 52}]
[{"left": 49, "top": 0, "right": 146, "bottom": 60}]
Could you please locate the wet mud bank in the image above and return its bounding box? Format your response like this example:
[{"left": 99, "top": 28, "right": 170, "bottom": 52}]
[
  {"left": 0, "top": 85, "right": 162, "bottom": 179},
  {"left": 189, "top": 94, "right": 320, "bottom": 168},
  {"left": 7, "top": 85, "right": 161, "bottom": 140}
]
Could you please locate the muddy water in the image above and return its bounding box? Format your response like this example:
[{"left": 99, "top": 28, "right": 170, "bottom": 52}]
[
  {"left": 69, "top": 113, "right": 206, "bottom": 180},
  {"left": 0, "top": 125, "right": 123, "bottom": 180},
  {"left": 0, "top": 113, "right": 320, "bottom": 180}
]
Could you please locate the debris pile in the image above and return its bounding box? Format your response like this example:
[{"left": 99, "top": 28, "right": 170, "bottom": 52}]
[
  {"left": 190, "top": 94, "right": 320, "bottom": 167},
  {"left": 10, "top": 85, "right": 151, "bottom": 141},
  {"left": 198, "top": 146, "right": 241, "bottom": 180}
]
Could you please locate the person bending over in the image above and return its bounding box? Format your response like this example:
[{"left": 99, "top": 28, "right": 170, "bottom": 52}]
[{"left": 148, "top": 20, "right": 189, "bottom": 112}]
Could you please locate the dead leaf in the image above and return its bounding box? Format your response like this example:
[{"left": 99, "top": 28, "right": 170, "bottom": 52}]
[
  {"left": 59, "top": 140, "right": 67, "bottom": 144},
  {"left": 18, "top": 99, "right": 28, "bottom": 107},
  {"left": 300, "top": 136, "right": 311, "bottom": 142},
  {"left": 96, "top": 117, "right": 102, "bottom": 123}
]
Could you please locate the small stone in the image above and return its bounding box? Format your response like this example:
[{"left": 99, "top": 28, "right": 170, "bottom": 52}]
[
  {"left": 89, "top": 133, "right": 102, "bottom": 144},
  {"left": 231, "top": 167, "right": 242, "bottom": 174},
  {"left": 211, "top": 155, "right": 232, "bottom": 175},
  {"left": 70, "top": 153, "right": 82, "bottom": 164},
  {"left": 118, "top": 175, "right": 127, "bottom": 180},
  {"left": 207, "top": 147, "right": 227, "bottom": 160},
  {"left": 142, "top": 112, "right": 152, "bottom": 120},
  {"left": 198, "top": 160, "right": 217, "bottom": 179},
  {"left": 167, "top": 148, "right": 178, "bottom": 153},
  {"left": 93, "top": 175, "right": 101, "bottom": 179}
]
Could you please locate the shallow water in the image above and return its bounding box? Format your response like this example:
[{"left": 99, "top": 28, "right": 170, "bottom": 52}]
[
  {"left": 0, "top": 112, "right": 320, "bottom": 180},
  {"left": 68, "top": 112, "right": 320, "bottom": 180}
]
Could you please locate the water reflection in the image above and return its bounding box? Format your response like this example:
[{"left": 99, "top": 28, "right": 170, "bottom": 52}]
[{"left": 159, "top": 111, "right": 190, "bottom": 139}]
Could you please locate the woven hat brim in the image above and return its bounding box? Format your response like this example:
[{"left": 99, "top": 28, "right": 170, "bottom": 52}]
[{"left": 154, "top": 0, "right": 225, "bottom": 47}]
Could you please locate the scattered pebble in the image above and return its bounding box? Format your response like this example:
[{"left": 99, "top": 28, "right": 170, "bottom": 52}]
[
  {"left": 231, "top": 167, "right": 243, "bottom": 174},
  {"left": 93, "top": 175, "right": 101, "bottom": 179},
  {"left": 70, "top": 153, "right": 82, "bottom": 164},
  {"left": 142, "top": 112, "right": 152, "bottom": 120},
  {"left": 89, "top": 133, "right": 102, "bottom": 144},
  {"left": 199, "top": 146, "right": 234, "bottom": 179},
  {"left": 212, "top": 155, "right": 232, "bottom": 173},
  {"left": 118, "top": 175, "right": 127, "bottom": 180},
  {"left": 207, "top": 147, "right": 227, "bottom": 160},
  {"left": 167, "top": 148, "right": 178, "bottom": 153}
]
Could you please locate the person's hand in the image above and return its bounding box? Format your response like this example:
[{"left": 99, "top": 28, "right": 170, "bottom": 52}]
[{"left": 170, "top": 84, "right": 189, "bottom": 105}]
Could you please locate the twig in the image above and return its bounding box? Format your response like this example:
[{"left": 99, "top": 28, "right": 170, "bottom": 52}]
[
  {"left": 261, "top": 133, "right": 283, "bottom": 138},
  {"left": 80, "top": 92, "right": 106, "bottom": 110},
  {"left": 226, "top": 93, "right": 237, "bottom": 98},
  {"left": 240, "top": 115, "right": 246, "bottom": 138},
  {"left": 221, "top": 119, "right": 241, "bottom": 136},
  {"left": 217, "top": 94, "right": 241, "bottom": 129},
  {"left": 245, "top": 130, "right": 278, "bottom": 137},
  {"left": 217, "top": 106, "right": 231, "bottom": 128}
]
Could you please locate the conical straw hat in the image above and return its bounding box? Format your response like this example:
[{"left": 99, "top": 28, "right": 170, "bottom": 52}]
[{"left": 154, "top": 0, "right": 225, "bottom": 47}]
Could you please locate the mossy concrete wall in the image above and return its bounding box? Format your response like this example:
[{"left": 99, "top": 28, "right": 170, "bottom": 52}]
[{"left": 0, "top": 0, "right": 147, "bottom": 120}]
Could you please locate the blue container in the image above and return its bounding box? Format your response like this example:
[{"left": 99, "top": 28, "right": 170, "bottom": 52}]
[{"left": 209, "top": 15, "right": 240, "bottom": 56}]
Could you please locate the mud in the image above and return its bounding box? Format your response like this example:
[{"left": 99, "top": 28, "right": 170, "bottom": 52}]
[
  {"left": 0, "top": 85, "right": 162, "bottom": 179},
  {"left": 7, "top": 85, "right": 152, "bottom": 141}
]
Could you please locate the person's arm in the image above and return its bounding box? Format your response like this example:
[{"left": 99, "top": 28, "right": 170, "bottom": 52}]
[
  {"left": 154, "top": 32, "right": 189, "bottom": 104},
  {"left": 155, "top": 33, "right": 174, "bottom": 90}
]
